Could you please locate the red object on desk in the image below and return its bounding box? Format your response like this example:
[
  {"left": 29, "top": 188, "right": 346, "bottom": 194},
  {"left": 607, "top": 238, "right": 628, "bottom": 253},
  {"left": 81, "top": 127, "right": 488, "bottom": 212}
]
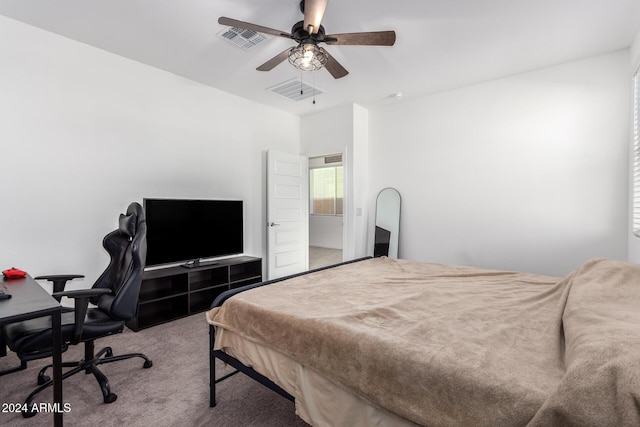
[{"left": 2, "top": 267, "right": 27, "bottom": 280}]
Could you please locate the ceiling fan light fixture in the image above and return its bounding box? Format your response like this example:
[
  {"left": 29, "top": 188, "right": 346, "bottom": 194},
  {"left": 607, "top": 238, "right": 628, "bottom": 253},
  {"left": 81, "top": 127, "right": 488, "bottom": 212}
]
[
  {"left": 220, "top": 0, "right": 395, "bottom": 79},
  {"left": 288, "top": 43, "right": 327, "bottom": 71}
]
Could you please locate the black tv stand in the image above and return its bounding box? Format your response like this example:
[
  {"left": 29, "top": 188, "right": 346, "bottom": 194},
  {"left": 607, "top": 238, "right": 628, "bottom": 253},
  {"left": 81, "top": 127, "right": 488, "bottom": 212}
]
[
  {"left": 182, "top": 259, "right": 220, "bottom": 269},
  {"left": 127, "top": 256, "right": 262, "bottom": 331}
]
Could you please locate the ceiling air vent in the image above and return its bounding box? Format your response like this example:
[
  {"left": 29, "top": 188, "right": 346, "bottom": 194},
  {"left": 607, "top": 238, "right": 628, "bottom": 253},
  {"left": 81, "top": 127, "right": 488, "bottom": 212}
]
[
  {"left": 267, "top": 78, "right": 325, "bottom": 102},
  {"left": 217, "top": 27, "right": 268, "bottom": 50}
]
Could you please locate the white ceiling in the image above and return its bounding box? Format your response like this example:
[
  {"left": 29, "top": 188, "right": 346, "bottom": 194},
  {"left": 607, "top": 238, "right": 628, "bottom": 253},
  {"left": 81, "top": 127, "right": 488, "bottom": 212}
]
[{"left": 1, "top": 0, "right": 639, "bottom": 116}]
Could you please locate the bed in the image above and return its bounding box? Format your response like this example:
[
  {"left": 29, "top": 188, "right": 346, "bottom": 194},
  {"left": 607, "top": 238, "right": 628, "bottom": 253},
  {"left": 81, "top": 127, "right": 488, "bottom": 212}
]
[{"left": 206, "top": 256, "right": 640, "bottom": 426}]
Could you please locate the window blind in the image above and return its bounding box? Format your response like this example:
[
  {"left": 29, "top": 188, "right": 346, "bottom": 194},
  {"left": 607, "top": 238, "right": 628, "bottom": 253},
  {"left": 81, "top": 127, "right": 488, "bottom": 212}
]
[
  {"left": 633, "top": 69, "right": 640, "bottom": 236},
  {"left": 309, "top": 166, "right": 344, "bottom": 216}
]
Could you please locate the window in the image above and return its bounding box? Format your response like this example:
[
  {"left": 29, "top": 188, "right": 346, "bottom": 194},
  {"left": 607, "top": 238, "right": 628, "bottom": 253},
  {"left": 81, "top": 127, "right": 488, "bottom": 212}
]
[
  {"left": 310, "top": 166, "right": 343, "bottom": 215},
  {"left": 633, "top": 68, "right": 640, "bottom": 236}
]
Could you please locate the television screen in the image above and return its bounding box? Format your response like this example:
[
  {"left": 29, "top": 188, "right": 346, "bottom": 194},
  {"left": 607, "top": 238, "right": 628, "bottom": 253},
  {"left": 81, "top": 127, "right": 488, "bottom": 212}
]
[{"left": 143, "top": 198, "right": 243, "bottom": 267}]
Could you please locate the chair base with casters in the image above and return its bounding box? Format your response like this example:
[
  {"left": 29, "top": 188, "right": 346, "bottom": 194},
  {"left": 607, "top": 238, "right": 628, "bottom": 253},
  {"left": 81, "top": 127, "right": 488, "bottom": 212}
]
[
  {"left": 0, "top": 359, "right": 27, "bottom": 376},
  {"left": 21, "top": 340, "right": 152, "bottom": 418},
  {"left": 4, "top": 281, "right": 153, "bottom": 418},
  {"left": 0, "top": 202, "right": 152, "bottom": 418}
]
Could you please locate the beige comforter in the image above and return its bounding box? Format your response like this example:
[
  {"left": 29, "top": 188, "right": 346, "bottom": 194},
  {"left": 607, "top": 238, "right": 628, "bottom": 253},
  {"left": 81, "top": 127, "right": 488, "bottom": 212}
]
[{"left": 207, "top": 257, "right": 640, "bottom": 426}]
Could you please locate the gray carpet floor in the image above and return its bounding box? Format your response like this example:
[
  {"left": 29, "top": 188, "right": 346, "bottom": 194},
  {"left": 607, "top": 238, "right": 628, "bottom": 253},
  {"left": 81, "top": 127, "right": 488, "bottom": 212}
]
[{"left": 0, "top": 313, "right": 309, "bottom": 426}]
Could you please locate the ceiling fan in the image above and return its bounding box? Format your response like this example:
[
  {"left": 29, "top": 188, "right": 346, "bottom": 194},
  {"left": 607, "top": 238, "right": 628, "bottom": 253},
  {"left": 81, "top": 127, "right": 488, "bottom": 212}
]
[{"left": 218, "top": 0, "right": 396, "bottom": 79}]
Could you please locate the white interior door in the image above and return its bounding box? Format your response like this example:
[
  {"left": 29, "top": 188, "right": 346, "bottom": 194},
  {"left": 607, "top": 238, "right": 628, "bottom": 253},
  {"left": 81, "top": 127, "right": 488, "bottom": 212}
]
[{"left": 267, "top": 150, "right": 309, "bottom": 279}]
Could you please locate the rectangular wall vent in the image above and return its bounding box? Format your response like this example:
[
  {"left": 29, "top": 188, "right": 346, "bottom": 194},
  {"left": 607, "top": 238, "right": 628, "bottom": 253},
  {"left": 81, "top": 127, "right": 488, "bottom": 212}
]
[
  {"left": 217, "top": 26, "right": 268, "bottom": 50},
  {"left": 267, "top": 78, "right": 325, "bottom": 102},
  {"left": 324, "top": 154, "right": 342, "bottom": 164}
]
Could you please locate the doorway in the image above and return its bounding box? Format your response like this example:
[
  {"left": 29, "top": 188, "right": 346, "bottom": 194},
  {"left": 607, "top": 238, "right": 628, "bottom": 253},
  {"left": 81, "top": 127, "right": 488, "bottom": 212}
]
[{"left": 308, "top": 153, "right": 344, "bottom": 269}]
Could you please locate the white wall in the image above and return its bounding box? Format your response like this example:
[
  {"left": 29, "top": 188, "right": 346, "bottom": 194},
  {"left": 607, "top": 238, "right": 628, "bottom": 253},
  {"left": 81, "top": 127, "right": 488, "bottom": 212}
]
[
  {"left": 2, "top": 16, "right": 631, "bottom": 283},
  {"left": 309, "top": 216, "right": 343, "bottom": 249},
  {"left": 369, "top": 50, "right": 630, "bottom": 277},
  {"left": 0, "top": 16, "right": 300, "bottom": 286},
  {"left": 628, "top": 30, "right": 640, "bottom": 263},
  {"left": 352, "top": 105, "right": 370, "bottom": 257},
  {"left": 631, "top": 30, "right": 640, "bottom": 72}
]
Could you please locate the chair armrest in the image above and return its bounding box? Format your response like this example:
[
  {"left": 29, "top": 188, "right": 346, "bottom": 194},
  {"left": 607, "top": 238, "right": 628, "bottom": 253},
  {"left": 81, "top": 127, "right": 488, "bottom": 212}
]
[
  {"left": 35, "top": 274, "right": 85, "bottom": 299},
  {"left": 52, "top": 288, "right": 111, "bottom": 299},
  {"left": 51, "top": 288, "right": 112, "bottom": 344}
]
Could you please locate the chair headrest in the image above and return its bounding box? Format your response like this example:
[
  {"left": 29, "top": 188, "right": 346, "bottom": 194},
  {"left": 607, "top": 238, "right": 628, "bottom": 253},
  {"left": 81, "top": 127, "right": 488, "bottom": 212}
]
[{"left": 119, "top": 213, "right": 137, "bottom": 238}]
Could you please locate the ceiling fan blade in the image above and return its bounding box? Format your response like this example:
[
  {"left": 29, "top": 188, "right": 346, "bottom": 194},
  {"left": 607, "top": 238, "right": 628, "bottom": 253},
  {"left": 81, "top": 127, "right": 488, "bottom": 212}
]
[
  {"left": 303, "top": 0, "right": 328, "bottom": 34},
  {"left": 218, "top": 17, "right": 293, "bottom": 39},
  {"left": 256, "top": 47, "right": 294, "bottom": 71},
  {"left": 324, "top": 31, "right": 396, "bottom": 46},
  {"left": 323, "top": 49, "right": 349, "bottom": 79}
]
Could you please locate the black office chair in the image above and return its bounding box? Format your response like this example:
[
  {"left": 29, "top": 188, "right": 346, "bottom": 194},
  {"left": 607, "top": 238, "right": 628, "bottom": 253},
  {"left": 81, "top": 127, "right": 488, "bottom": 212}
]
[{"left": 1, "top": 202, "right": 152, "bottom": 417}]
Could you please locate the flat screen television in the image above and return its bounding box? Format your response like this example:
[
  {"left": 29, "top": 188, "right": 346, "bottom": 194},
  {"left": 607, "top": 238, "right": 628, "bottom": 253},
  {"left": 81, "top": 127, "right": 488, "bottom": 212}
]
[{"left": 143, "top": 198, "right": 243, "bottom": 268}]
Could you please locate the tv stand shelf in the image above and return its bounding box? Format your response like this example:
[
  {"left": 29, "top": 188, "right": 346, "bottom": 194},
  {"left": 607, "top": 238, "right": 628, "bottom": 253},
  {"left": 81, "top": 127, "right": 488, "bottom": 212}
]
[{"left": 127, "top": 256, "right": 262, "bottom": 331}]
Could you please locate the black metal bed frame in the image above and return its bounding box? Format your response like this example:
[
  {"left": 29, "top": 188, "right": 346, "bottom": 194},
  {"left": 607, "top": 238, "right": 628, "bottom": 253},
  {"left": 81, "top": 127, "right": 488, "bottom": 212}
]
[{"left": 209, "top": 257, "right": 371, "bottom": 407}]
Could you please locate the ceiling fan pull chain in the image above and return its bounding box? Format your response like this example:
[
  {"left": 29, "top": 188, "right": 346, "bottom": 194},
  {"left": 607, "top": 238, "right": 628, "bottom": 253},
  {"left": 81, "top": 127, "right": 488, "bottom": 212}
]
[{"left": 313, "top": 72, "right": 316, "bottom": 105}]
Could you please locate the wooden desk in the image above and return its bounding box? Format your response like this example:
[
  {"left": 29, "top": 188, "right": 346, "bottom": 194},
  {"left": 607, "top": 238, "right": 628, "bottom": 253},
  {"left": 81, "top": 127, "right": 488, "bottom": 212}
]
[{"left": 0, "top": 275, "right": 63, "bottom": 426}]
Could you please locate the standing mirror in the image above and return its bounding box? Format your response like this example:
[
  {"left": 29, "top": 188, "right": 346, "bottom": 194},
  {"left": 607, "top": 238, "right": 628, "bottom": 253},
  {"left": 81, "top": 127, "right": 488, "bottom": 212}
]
[{"left": 374, "top": 188, "right": 401, "bottom": 258}]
